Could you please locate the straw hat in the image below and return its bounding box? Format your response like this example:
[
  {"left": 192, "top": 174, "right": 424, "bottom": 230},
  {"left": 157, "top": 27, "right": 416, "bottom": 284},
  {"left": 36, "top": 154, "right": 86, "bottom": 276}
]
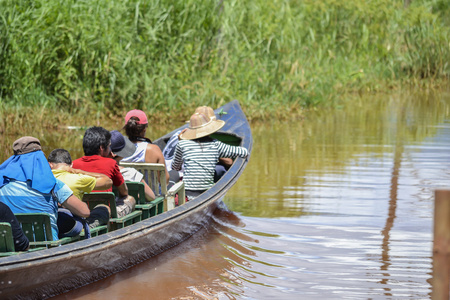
[
  {"left": 180, "top": 113, "right": 225, "bottom": 140},
  {"left": 194, "top": 106, "right": 216, "bottom": 120}
]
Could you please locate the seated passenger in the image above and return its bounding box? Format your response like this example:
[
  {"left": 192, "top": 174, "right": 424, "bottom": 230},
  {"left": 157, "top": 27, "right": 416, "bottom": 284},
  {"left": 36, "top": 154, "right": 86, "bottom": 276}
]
[
  {"left": 171, "top": 113, "right": 248, "bottom": 201},
  {"left": 0, "top": 202, "right": 29, "bottom": 251},
  {"left": 194, "top": 106, "right": 233, "bottom": 181},
  {"left": 121, "top": 109, "right": 170, "bottom": 184},
  {"left": 109, "top": 130, "right": 156, "bottom": 201},
  {"left": 0, "top": 136, "right": 90, "bottom": 241},
  {"left": 72, "top": 127, "right": 136, "bottom": 218},
  {"left": 48, "top": 149, "right": 112, "bottom": 231},
  {"left": 163, "top": 106, "right": 233, "bottom": 183}
]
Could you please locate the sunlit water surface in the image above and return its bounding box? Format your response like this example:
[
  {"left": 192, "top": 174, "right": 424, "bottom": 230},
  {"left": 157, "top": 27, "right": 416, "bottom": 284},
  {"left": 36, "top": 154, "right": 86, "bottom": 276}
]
[{"left": 25, "top": 91, "right": 450, "bottom": 299}]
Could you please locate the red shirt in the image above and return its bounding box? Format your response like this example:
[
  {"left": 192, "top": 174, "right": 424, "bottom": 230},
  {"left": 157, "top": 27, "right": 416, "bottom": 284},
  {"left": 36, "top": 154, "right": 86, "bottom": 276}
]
[{"left": 72, "top": 155, "right": 124, "bottom": 192}]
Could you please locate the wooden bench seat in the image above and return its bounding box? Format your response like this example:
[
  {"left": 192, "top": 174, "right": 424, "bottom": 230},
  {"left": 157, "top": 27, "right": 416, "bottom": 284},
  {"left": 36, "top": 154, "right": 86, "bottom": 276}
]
[{"left": 119, "top": 162, "right": 185, "bottom": 213}]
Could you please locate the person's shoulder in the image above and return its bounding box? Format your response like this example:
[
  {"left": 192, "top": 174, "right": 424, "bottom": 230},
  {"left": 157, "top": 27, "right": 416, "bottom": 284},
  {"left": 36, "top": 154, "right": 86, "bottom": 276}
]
[
  {"left": 76, "top": 174, "right": 96, "bottom": 191},
  {"left": 178, "top": 139, "right": 193, "bottom": 145},
  {"left": 51, "top": 169, "right": 64, "bottom": 177},
  {"left": 99, "top": 157, "right": 120, "bottom": 173},
  {"left": 77, "top": 172, "right": 96, "bottom": 181},
  {"left": 100, "top": 156, "right": 117, "bottom": 163},
  {"left": 55, "top": 178, "right": 65, "bottom": 186},
  {"left": 54, "top": 178, "right": 72, "bottom": 193},
  {"left": 53, "top": 169, "right": 75, "bottom": 181},
  {"left": 82, "top": 155, "right": 116, "bottom": 166},
  {"left": 71, "top": 156, "right": 85, "bottom": 166},
  {"left": 214, "top": 139, "right": 232, "bottom": 146},
  {"left": 53, "top": 179, "right": 74, "bottom": 202},
  {"left": 178, "top": 139, "right": 201, "bottom": 149},
  {"left": 145, "top": 142, "right": 159, "bottom": 149},
  {"left": 146, "top": 143, "right": 163, "bottom": 154}
]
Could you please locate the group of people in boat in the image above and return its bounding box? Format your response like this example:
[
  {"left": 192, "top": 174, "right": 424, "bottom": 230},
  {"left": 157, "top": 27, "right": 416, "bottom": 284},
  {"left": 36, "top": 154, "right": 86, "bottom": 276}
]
[{"left": 0, "top": 106, "right": 248, "bottom": 252}]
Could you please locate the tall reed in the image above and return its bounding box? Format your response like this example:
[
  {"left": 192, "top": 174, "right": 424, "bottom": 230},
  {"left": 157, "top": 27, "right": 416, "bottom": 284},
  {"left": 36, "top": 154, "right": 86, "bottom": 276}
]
[{"left": 0, "top": 0, "right": 448, "bottom": 121}]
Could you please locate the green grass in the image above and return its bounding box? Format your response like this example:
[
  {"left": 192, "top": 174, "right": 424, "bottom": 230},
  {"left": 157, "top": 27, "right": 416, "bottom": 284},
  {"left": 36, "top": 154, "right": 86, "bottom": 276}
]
[{"left": 0, "top": 0, "right": 449, "bottom": 122}]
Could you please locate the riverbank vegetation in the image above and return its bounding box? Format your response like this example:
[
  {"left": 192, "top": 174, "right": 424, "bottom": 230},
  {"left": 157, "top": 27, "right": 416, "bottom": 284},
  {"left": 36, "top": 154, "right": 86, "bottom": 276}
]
[{"left": 0, "top": 0, "right": 449, "bottom": 126}]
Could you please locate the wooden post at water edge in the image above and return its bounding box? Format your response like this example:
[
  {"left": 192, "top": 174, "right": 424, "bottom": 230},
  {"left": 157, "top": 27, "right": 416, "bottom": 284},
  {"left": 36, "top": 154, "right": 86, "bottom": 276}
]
[{"left": 433, "top": 189, "right": 450, "bottom": 300}]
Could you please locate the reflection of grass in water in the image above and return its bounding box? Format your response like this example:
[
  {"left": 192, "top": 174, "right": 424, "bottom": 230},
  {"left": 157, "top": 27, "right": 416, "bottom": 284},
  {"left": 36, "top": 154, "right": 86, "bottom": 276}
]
[{"left": 226, "top": 91, "right": 450, "bottom": 217}]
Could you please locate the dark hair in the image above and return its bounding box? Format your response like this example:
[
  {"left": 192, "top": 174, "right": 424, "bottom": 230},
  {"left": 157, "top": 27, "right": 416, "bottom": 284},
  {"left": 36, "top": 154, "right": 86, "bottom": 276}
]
[
  {"left": 48, "top": 148, "right": 72, "bottom": 165},
  {"left": 83, "top": 126, "right": 111, "bottom": 156},
  {"left": 124, "top": 117, "right": 148, "bottom": 143}
]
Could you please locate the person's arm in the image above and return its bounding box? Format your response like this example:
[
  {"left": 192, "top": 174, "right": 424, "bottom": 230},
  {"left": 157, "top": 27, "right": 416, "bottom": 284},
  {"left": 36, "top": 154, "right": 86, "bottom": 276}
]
[
  {"left": 218, "top": 158, "right": 233, "bottom": 169},
  {"left": 116, "top": 182, "right": 129, "bottom": 198},
  {"left": 0, "top": 203, "right": 29, "bottom": 251},
  {"left": 145, "top": 144, "right": 170, "bottom": 184},
  {"left": 141, "top": 179, "right": 156, "bottom": 201},
  {"left": 59, "top": 165, "right": 113, "bottom": 190},
  {"left": 11, "top": 219, "right": 30, "bottom": 251},
  {"left": 217, "top": 141, "right": 248, "bottom": 159},
  {"left": 55, "top": 179, "right": 90, "bottom": 218},
  {"left": 61, "top": 195, "right": 90, "bottom": 218}
]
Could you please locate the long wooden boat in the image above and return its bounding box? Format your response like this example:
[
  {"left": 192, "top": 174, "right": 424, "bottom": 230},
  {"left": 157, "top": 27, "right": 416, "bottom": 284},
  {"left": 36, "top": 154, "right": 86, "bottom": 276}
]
[{"left": 0, "top": 100, "right": 252, "bottom": 300}]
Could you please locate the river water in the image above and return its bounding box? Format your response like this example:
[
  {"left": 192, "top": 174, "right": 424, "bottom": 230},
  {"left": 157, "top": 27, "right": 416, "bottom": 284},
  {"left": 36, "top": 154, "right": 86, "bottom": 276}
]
[{"left": 19, "top": 91, "right": 450, "bottom": 299}]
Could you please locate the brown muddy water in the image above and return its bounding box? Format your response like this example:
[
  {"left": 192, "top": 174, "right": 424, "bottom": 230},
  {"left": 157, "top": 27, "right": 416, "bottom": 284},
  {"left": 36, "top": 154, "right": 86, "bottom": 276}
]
[{"left": 5, "top": 91, "right": 450, "bottom": 299}]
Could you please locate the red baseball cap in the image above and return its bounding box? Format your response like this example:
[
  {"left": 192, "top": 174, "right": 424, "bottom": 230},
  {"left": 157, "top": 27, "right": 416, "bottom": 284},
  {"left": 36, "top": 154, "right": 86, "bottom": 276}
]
[{"left": 125, "top": 109, "right": 148, "bottom": 125}]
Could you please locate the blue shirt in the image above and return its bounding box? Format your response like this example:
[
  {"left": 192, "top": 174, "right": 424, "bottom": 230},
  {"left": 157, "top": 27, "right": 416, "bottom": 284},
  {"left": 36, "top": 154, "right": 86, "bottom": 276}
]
[{"left": 0, "top": 179, "right": 73, "bottom": 240}]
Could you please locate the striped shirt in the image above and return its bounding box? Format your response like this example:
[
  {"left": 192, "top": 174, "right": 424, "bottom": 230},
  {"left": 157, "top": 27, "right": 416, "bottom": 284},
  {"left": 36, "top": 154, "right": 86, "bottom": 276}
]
[{"left": 171, "top": 138, "right": 248, "bottom": 191}]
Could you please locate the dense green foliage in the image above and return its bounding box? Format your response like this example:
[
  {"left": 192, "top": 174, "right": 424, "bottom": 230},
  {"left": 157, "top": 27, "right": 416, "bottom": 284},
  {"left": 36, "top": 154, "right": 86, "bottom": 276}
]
[{"left": 0, "top": 0, "right": 449, "bottom": 119}]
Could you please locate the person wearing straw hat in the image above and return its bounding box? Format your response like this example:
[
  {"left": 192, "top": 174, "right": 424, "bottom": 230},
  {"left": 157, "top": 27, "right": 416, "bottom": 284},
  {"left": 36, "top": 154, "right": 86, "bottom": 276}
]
[
  {"left": 194, "top": 106, "right": 234, "bottom": 179},
  {"left": 171, "top": 112, "right": 248, "bottom": 201},
  {"left": 163, "top": 106, "right": 233, "bottom": 181}
]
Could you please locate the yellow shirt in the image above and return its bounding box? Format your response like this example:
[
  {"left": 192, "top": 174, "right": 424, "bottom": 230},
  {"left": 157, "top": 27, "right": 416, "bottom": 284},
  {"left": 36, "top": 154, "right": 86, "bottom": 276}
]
[{"left": 52, "top": 169, "right": 96, "bottom": 200}]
